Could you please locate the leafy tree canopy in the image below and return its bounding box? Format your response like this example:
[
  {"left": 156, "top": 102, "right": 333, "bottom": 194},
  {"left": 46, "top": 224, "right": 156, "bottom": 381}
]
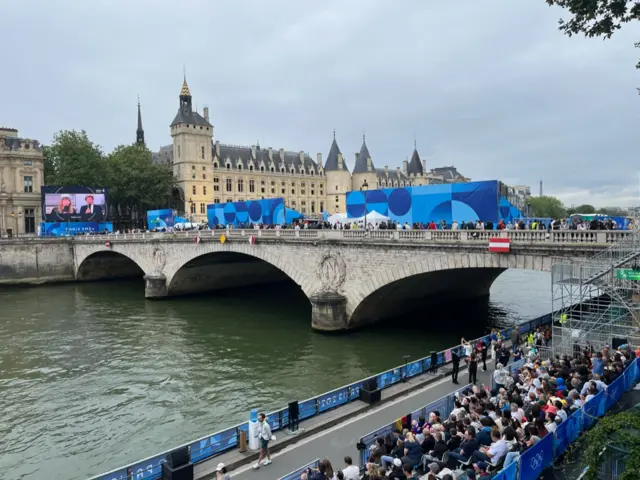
[
  {"left": 43, "top": 130, "right": 105, "bottom": 187},
  {"left": 566, "top": 204, "right": 597, "bottom": 215},
  {"left": 529, "top": 195, "right": 568, "bottom": 218},
  {"left": 546, "top": 0, "right": 640, "bottom": 80}
]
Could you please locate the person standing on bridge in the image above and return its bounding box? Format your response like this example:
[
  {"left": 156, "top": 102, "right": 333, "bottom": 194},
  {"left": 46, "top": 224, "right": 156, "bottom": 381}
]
[
  {"left": 451, "top": 348, "right": 460, "bottom": 384},
  {"left": 467, "top": 353, "right": 478, "bottom": 385},
  {"left": 253, "top": 413, "right": 273, "bottom": 469}
]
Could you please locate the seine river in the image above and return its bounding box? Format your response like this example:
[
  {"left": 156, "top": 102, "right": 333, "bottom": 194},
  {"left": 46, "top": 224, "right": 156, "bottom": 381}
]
[{"left": 0, "top": 270, "right": 550, "bottom": 480}]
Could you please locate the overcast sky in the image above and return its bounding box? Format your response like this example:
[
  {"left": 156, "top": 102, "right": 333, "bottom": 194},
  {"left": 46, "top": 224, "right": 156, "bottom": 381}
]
[{"left": 2, "top": 0, "right": 639, "bottom": 207}]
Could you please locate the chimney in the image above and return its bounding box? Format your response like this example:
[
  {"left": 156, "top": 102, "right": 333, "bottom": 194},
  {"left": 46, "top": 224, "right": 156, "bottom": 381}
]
[
  {"left": 268, "top": 147, "right": 273, "bottom": 160},
  {"left": 279, "top": 148, "right": 285, "bottom": 161},
  {"left": 385, "top": 165, "right": 388, "bottom": 174},
  {"left": 367, "top": 157, "right": 372, "bottom": 171},
  {"left": 316, "top": 152, "right": 323, "bottom": 168},
  {"left": 355, "top": 152, "right": 359, "bottom": 164},
  {"left": 215, "top": 140, "right": 220, "bottom": 157},
  {"left": 402, "top": 159, "right": 408, "bottom": 175},
  {"left": 337, "top": 153, "right": 344, "bottom": 170},
  {"left": 396, "top": 166, "right": 401, "bottom": 175},
  {"left": 251, "top": 145, "right": 256, "bottom": 158},
  {"left": 299, "top": 151, "right": 304, "bottom": 163},
  {"left": 422, "top": 160, "right": 427, "bottom": 173},
  {"left": 203, "top": 107, "right": 209, "bottom": 121}
]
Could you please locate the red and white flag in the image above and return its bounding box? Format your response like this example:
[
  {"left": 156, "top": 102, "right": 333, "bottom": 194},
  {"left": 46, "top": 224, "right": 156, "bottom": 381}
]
[
  {"left": 488, "top": 237, "right": 510, "bottom": 253},
  {"left": 194, "top": 236, "right": 200, "bottom": 244},
  {"left": 249, "top": 235, "right": 256, "bottom": 245}
]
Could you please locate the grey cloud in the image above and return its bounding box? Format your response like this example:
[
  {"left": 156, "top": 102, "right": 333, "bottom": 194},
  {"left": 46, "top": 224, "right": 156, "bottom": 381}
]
[{"left": 2, "top": 0, "right": 638, "bottom": 207}]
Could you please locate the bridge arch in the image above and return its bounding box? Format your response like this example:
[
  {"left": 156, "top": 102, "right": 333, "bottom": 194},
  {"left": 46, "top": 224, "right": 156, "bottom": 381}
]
[
  {"left": 75, "top": 250, "right": 148, "bottom": 281},
  {"left": 345, "top": 251, "right": 552, "bottom": 328},
  {"left": 163, "top": 243, "right": 316, "bottom": 299}
]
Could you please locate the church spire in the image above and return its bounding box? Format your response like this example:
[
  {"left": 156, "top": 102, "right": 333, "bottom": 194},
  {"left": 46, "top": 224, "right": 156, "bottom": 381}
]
[
  {"left": 136, "top": 97, "right": 145, "bottom": 146},
  {"left": 179, "top": 74, "right": 192, "bottom": 112}
]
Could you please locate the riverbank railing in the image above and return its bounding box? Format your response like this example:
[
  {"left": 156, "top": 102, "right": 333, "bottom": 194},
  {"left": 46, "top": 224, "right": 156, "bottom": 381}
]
[
  {"left": 88, "top": 313, "right": 552, "bottom": 480},
  {"left": 11, "top": 228, "right": 632, "bottom": 244}
]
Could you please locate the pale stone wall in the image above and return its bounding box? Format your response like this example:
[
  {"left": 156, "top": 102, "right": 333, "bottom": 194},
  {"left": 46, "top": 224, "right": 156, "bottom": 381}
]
[
  {"left": 325, "top": 170, "right": 352, "bottom": 214},
  {"left": 0, "top": 239, "right": 74, "bottom": 283},
  {"left": 171, "top": 122, "right": 214, "bottom": 223}
]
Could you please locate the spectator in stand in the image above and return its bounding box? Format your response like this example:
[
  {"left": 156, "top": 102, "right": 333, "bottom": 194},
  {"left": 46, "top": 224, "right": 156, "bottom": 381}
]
[{"left": 341, "top": 456, "right": 359, "bottom": 480}]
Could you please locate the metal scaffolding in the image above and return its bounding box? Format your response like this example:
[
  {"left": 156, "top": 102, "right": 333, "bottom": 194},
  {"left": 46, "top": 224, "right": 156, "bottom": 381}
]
[{"left": 551, "top": 214, "right": 640, "bottom": 357}]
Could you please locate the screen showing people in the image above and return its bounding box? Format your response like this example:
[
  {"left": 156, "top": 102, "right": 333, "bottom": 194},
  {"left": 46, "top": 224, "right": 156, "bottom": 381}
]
[{"left": 45, "top": 193, "right": 106, "bottom": 221}]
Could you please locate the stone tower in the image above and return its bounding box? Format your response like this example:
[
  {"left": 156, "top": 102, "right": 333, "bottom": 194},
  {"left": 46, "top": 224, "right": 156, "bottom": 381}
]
[
  {"left": 170, "top": 76, "right": 214, "bottom": 223},
  {"left": 323, "top": 131, "right": 351, "bottom": 214},
  {"left": 351, "top": 134, "right": 377, "bottom": 194},
  {"left": 407, "top": 143, "right": 428, "bottom": 186}
]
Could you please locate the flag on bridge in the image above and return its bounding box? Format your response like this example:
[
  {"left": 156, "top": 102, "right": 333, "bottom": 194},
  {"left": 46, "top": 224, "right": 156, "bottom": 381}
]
[
  {"left": 488, "top": 237, "right": 510, "bottom": 253},
  {"left": 194, "top": 236, "right": 200, "bottom": 244}
]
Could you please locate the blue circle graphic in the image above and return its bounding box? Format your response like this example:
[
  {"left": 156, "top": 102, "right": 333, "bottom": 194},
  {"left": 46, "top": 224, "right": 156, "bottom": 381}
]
[
  {"left": 223, "top": 203, "right": 236, "bottom": 223},
  {"left": 248, "top": 201, "right": 263, "bottom": 221},
  {"left": 388, "top": 188, "right": 411, "bottom": 216}
]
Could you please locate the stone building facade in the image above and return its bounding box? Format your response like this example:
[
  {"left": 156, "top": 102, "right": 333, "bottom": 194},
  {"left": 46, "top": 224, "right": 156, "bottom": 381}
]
[
  {"left": 153, "top": 77, "right": 470, "bottom": 218},
  {"left": 0, "top": 127, "right": 44, "bottom": 236}
]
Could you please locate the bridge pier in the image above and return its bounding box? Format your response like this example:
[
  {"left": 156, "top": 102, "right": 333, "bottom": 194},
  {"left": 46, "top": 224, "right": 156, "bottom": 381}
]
[
  {"left": 310, "top": 292, "right": 349, "bottom": 332},
  {"left": 144, "top": 274, "right": 168, "bottom": 299}
]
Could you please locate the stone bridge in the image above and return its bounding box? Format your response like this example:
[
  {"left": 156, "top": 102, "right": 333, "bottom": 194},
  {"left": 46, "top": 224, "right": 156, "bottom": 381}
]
[{"left": 69, "top": 229, "right": 627, "bottom": 331}]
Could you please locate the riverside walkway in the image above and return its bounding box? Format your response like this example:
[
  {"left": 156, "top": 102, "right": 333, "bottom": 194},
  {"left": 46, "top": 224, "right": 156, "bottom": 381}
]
[{"left": 196, "top": 364, "right": 495, "bottom": 480}]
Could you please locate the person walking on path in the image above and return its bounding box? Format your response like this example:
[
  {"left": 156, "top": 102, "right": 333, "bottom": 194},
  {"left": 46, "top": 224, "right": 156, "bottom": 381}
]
[
  {"left": 253, "top": 413, "right": 273, "bottom": 469},
  {"left": 480, "top": 340, "right": 488, "bottom": 372},
  {"left": 451, "top": 348, "right": 460, "bottom": 384},
  {"left": 467, "top": 353, "right": 478, "bottom": 385}
]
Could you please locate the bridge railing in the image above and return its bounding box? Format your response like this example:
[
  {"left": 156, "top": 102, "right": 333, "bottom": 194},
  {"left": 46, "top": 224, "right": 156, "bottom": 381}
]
[
  {"left": 88, "top": 312, "right": 553, "bottom": 480},
  {"left": 67, "top": 229, "right": 631, "bottom": 244}
]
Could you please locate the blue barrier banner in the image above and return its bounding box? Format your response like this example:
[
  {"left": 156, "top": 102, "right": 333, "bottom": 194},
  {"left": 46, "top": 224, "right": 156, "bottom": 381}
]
[
  {"left": 267, "top": 410, "right": 286, "bottom": 432},
  {"left": 378, "top": 368, "right": 402, "bottom": 389},
  {"left": 493, "top": 459, "right": 517, "bottom": 480},
  {"left": 605, "top": 376, "right": 624, "bottom": 411},
  {"left": 520, "top": 433, "right": 553, "bottom": 480},
  {"left": 425, "top": 397, "right": 450, "bottom": 421},
  {"left": 298, "top": 399, "right": 316, "bottom": 420},
  {"left": 94, "top": 469, "right": 128, "bottom": 480},
  {"left": 423, "top": 357, "right": 432, "bottom": 371},
  {"left": 318, "top": 387, "right": 349, "bottom": 413},
  {"left": 349, "top": 381, "right": 364, "bottom": 401},
  {"left": 130, "top": 453, "right": 166, "bottom": 480},
  {"left": 406, "top": 359, "right": 423, "bottom": 378},
  {"left": 437, "top": 352, "right": 446, "bottom": 366},
  {"left": 596, "top": 389, "right": 606, "bottom": 417},
  {"left": 582, "top": 393, "right": 600, "bottom": 431},
  {"left": 278, "top": 459, "right": 320, "bottom": 480},
  {"left": 190, "top": 427, "right": 238, "bottom": 463}
]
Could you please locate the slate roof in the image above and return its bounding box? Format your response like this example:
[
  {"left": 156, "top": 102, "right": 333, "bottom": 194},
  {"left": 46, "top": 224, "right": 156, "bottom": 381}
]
[
  {"left": 2, "top": 136, "right": 41, "bottom": 151},
  {"left": 431, "top": 166, "right": 463, "bottom": 181},
  {"left": 375, "top": 168, "right": 408, "bottom": 181},
  {"left": 170, "top": 106, "right": 212, "bottom": 128},
  {"left": 407, "top": 148, "right": 423, "bottom": 175},
  {"left": 352, "top": 137, "right": 374, "bottom": 173},
  {"left": 323, "top": 137, "right": 348, "bottom": 171},
  {"left": 216, "top": 144, "right": 320, "bottom": 172},
  {"left": 152, "top": 145, "right": 173, "bottom": 165}
]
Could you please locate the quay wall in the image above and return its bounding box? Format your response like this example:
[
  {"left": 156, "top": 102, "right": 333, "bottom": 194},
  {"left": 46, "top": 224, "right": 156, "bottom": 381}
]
[{"left": 0, "top": 239, "right": 75, "bottom": 284}]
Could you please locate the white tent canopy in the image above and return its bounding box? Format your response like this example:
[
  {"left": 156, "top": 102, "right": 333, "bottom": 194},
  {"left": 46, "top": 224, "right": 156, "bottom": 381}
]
[
  {"left": 352, "top": 210, "right": 389, "bottom": 225},
  {"left": 327, "top": 213, "right": 348, "bottom": 225}
]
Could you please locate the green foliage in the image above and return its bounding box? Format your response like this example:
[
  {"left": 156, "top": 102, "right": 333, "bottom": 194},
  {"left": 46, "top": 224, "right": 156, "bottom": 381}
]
[
  {"left": 582, "top": 410, "right": 640, "bottom": 480},
  {"left": 546, "top": 0, "right": 640, "bottom": 90},
  {"left": 106, "top": 144, "right": 174, "bottom": 213},
  {"left": 566, "top": 204, "right": 596, "bottom": 215},
  {"left": 529, "top": 195, "right": 567, "bottom": 218},
  {"left": 598, "top": 206, "right": 629, "bottom": 216},
  {"left": 43, "top": 130, "right": 106, "bottom": 186}
]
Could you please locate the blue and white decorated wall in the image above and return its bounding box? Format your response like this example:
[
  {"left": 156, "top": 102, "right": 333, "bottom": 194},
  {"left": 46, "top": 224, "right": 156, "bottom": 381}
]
[
  {"left": 346, "top": 180, "right": 521, "bottom": 224},
  {"left": 207, "top": 198, "right": 303, "bottom": 226}
]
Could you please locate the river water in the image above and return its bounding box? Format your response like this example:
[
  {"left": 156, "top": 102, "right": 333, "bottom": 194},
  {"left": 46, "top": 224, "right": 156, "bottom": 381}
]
[{"left": 0, "top": 270, "right": 550, "bottom": 480}]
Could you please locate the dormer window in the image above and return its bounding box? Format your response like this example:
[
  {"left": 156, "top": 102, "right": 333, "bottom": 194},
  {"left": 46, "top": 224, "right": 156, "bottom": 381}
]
[
  {"left": 290, "top": 168, "right": 295, "bottom": 174},
  {"left": 281, "top": 168, "right": 285, "bottom": 174},
  {"left": 226, "top": 162, "right": 231, "bottom": 170},
  {"left": 213, "top": 162, "right": 219, "bottom": 168},
  {"left": 249, "top": 165, "right": 254, "bottom": 171},
  {"left": 237, "top": 163, "right": 243, "bottom": 170},
  {"left": 260, "top": 166, "right": 265, "bottom": 172}
]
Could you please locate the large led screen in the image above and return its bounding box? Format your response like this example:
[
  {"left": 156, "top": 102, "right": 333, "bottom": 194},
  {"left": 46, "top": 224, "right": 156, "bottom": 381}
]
[{"left": 41, "top": 186, "right": 108, "bottom": 222}]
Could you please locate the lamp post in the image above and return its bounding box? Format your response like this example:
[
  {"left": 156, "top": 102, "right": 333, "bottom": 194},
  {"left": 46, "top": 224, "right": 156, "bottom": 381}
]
[
  {"left": 188, "top": 198, "right": 194, "bottom": 224},
  {"left": 361, "top": 180, "right": 368, "bottom": 230}
]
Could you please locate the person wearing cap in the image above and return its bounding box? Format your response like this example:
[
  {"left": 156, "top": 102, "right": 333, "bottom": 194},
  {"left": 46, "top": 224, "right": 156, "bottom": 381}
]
[
  {"left": 215, "top": 462, "right": 231, "bottom": 480},
  {"left": 389, "top": 458, "right": 404, "bottom": 478}
]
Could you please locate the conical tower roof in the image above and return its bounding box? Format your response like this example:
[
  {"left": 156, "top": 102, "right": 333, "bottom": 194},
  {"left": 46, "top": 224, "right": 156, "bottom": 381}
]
[
  {"left": 407, "top": 147, "right": 423, "bottom": 175},
  {"left": 323, "top": 132, "right": 348, "bottom": 171},
  {"left": 353, "top": 134, "right": 374, "bottom": 173}
]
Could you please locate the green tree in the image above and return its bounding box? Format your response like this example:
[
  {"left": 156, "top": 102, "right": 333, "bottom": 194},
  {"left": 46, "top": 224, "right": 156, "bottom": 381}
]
[
  {"left": 529, "top": 195, "right": 567, "bottom": 218},
  {"left": 546, "top": 0, "right": 640, "bottom": 90},
  {"left": 106, "top": 144, "right": 174, "bottom": 225},
  {"left": 42, "top": 130, "right": 106, "bottom": 186},
  {"left": 582, "top": 410, "right": 640, "bottom": 480},
  {"left": 598, "top": 206, "right": 629, "bottom": 216},
  {"left": 567, "top": 204, "right": 596, "bottom": 215}
]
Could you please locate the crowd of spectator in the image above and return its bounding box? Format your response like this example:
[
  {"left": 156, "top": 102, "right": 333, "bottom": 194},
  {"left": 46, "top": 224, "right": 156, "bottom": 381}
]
[{"left": 298, "top": 332, "right": 636, "bottom": 480}]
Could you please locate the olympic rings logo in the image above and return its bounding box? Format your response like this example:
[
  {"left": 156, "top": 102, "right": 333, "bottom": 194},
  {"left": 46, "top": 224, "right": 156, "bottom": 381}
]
[{"left": 529, "top": 451, "right": 544, "bottom": 470}]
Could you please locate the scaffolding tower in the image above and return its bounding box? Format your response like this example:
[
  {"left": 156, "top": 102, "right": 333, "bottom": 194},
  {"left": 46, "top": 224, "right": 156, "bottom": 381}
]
[{"left": 551, "top": 214, "right": 640, "bottom": 357}]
